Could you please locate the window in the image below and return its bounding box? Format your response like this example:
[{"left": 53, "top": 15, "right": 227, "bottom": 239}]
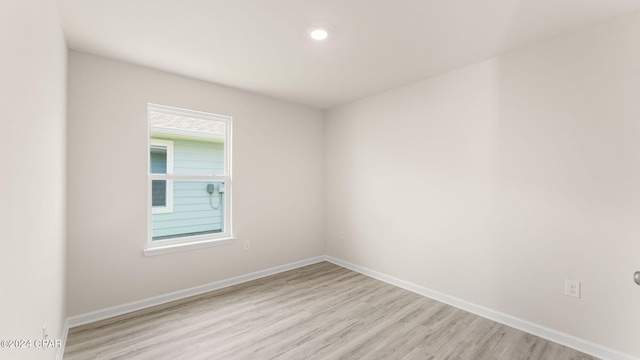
[
  {"left": 145, "top": 104, "right": 233, "bottom": 255},
  {"left": 150, "top": 139, "right": 174, "bottom": 214}
]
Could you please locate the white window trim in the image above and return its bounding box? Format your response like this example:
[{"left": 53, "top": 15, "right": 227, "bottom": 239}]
[
  {"left": 150, "top": 138, "right": 174, "bottom": 214},
  {"left": 146, "top": 103, "right": 233, "bottom": 256},
  {"left": 143, "top": 236, "right": 236, "bottom": 256}
]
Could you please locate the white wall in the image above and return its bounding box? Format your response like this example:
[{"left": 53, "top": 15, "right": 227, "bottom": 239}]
[
  {"left": 0, "top": 1, "right": 67, "bottom": 359},
  {"left": 66, "top": 52, "right": 325, "bottom": 316},
  {"left": 326, "top": 12, "right": 640, "bottom": 358}
]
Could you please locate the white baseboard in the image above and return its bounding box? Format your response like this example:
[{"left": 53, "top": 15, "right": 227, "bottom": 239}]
[
  {"left": 325, "top": 256, "right": 638, "bottom": 360},
  {"left": 65, "top": 256, "right": 326, "bottom": 329}
]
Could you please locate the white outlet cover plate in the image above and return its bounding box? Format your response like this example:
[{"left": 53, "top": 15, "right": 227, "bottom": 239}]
[{"left": 564, "top": 279, "right": 581, "bottom": 298}]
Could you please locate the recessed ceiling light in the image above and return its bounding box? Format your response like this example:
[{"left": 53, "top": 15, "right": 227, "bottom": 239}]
[{"left": 309, "top": 26, "right": 330, "bottom": 41}]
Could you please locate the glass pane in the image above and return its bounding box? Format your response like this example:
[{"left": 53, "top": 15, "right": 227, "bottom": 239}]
[
  {"left": 150, "top": 147, "right": 167, "bottom": 174},
  {"left": 151, "top": 180, "right": 166, "bottom": 207},
  {"left": 151, "top": 180, "right": 225, "bottom": 241},
  {"left": 170, "top": 138, "right": 223, "bottom": 175},
  {"left": 149, "top": 111, "right": 226, "bottom": 135},
  {"left": 149, "top": 110, "right": 226, "bottom": 175}
]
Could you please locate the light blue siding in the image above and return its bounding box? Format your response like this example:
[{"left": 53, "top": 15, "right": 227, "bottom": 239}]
[
  {"left": 151, "top": 136, "right": 225, "bottom": 240},
  {"left": 173, "top": 139, "right": 224, "bottom": 175}
]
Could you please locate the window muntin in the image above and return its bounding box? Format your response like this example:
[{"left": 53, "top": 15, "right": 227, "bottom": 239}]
[{"left": 147, "top": 104, "right": 232, "bottom": 249}]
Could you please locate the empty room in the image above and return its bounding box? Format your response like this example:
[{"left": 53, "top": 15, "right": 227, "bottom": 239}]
[{"left": 2, "top": 0, "right": 640, "bottom": 359}]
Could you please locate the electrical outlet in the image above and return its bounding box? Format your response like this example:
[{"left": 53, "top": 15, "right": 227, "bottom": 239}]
[
  {"left": 565, "top": 279, "right": 581, "bottom": 298},
  {"left": 338, "top": 230, "right": 344, "bottom": 240},
  {"left": 243, "top": 240, "right": 251, "bottom": 251}
]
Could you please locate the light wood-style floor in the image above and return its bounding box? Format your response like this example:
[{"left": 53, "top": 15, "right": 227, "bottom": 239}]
[{"left": 64, "top": 262, "right": 599, "bottom": 360}]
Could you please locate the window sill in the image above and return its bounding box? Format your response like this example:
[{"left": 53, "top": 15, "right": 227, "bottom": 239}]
[{"left": 143, "top": 237, "right": 235, "bottom": 257}]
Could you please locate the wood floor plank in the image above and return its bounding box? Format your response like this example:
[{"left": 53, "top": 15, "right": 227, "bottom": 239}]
[{"left": 64, "top": 262, "right": 600, "bottom": 360}]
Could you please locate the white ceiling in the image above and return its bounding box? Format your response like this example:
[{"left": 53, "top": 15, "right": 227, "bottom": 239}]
[{"left": 58, "top": 0, "right": 640, "bottom": 109}]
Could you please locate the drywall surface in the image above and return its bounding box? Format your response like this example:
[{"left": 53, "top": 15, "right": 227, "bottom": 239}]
[
  {"left": 325, "top": 12, "right": 640, "bottom": 358},
  {"left": 67, "top": 52, "right": 325, "bottom": 316},
  {"left": 0, "top": 0, "right": 67, "bottom": 359}
]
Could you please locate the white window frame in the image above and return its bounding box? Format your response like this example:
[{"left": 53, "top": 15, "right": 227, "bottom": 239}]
[
  {"left": 145, "top": 104, "right": 234, "bottom": 256},
  {"left": 150, "top": 139, "right": 174, "bottom": 214}
]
